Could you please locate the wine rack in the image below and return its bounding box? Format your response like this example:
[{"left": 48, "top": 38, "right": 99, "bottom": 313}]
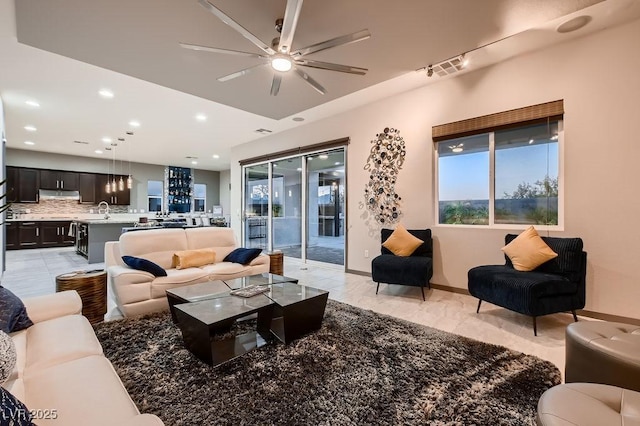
[{"left": 167, "top": 166, "right": 192, "bottom": 213}]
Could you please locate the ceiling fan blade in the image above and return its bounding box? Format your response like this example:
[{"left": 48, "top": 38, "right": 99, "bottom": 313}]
[
  {"left": 179, "top": 42, "right": 269, "bottom": 59},
  {"left": 278, "top": 0, "right": 304, "bottom": 54},
  {"left": 198, "top": 0, "right": 275, "bottom": 55},
  {"left": 294, "top": 67, "right": 325, "bottom": 95},
  {"left": 270, "top": 74, "right": 282, "bottom": 96},
  {"left": 295, "top": 59, "right": 367, "bottom": 75},
  {"left": 217, "top": 63, "right": 268, "bottom": 82},
  {"left": 291, "top": 29, "right": 370, "bottom": 58}
]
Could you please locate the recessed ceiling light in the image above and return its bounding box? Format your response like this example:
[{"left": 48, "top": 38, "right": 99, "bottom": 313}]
[
  {"left": 292, "top": 117, "right": 305, "bottom": 122},
  {"left": 129, "top": 120, "right": 141, "bottom": 127},
  {"left": 24, "top": 141, "right": 35, "bottom": 146},
  {"left": 528, "top": 139, "right": 535, "bottom": 144},
  {"left": 98, "top": 89, "right": 114, "bottom": 98},
  {"left": 191, "top": 161, "right": 198, "bottom": 165},
  {"left": 24, "top": 125, "right": 37, "bottom": 132},
  {"left": 25, "top": 100, "right": 40, "bottom": 107},
  {"left": 102, "top": 137, "right": 112, "bottom": 143},
  {"left": 212, "top": 154, "right": 220, "bottom": 159},
  {"left": 452, "top": 147, "right": 463, "bottom": 153},
  {"left": 296, "top": 167, "right": 302, "bottom": 172},
  {"left": 319, "top": 154, "right": 329, "bottom": 160},
  {"left": 195, "top": 114, "right": 207, "bottom": 122},
  {"left": 95, "top": 150, "right": 103, "bottom": 154},
  {"left": 556, "top": 15, "right": 592, "bottom": 34}
]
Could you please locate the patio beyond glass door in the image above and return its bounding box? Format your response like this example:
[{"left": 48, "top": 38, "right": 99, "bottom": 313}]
[
  {"left": 243, "top": 164, "right": 269, "bottom": 249},
  {"left": 271, "top": 158, "right": 302, "bottom": 259}
]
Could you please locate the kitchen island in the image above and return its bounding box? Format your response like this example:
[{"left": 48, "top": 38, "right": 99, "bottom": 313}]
[{"left": 75, "top": 219, "right": 135, "bottom": 264}]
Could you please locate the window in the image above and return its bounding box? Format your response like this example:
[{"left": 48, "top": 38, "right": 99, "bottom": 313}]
[
  {"left": 147, "top": 180, "right": 163, "bottom": 212},
  {"left": 194, "top": 183, "right": 206, "bottom": 212},
  {"left": 436, "top": 120, "right": 561, "bottom": 228}
]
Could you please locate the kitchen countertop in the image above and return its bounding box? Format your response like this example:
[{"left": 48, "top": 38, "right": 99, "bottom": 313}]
[
  {"left": 7, "top": 217, "right": 80, "bottom": 222},
  {"left": 73, "top": 219, "right": 137, "bottom": 225}
]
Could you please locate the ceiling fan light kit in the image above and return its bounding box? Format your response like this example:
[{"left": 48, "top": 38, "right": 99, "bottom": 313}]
[{"left": 182, "top": 0, "right": 370, "bottom": 96}]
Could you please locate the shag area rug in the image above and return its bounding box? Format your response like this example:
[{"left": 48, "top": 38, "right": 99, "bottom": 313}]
[{"left": 94, "top": 300, "right": 559, "bottom": 425}]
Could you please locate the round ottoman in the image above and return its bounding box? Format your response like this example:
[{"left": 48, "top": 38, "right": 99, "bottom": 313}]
[
  {"left": 565, "top": 321, "right": 640, "bottom": 392},
  {"left": 56, "top": 270, "right": 107, "bottom": 325},
  {"left": 537, "top": 383, "right": 640, "bottom": 426}
]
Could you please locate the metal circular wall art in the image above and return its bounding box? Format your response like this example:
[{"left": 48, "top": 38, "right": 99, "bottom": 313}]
[{"left": 364, "top": 127, "right": 406, "bottom": 224}]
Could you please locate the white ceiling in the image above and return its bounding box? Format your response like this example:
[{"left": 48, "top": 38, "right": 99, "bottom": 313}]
[{"left": 1, "top": 0, "right": 639, "bottom": 171}]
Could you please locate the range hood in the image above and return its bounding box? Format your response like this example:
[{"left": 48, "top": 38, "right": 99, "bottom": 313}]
[{"left": 39, "top": 189, "right": 81, "bottom": 200}]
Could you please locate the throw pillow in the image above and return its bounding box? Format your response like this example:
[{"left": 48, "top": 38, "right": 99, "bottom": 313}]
[
  {"left": 173, "top": 248, "right": 216, "bottom": 269},
  {"left": 382, "top": 224, "right": 424, "bottom": 257},
  {"left": 0, "top": 331, "right": 17, "bottom": 384},
  {"left": 224, "top": 248, "right": 263, "bottom": 265},
  {"left": 0, "top": 286, "right": 34, "bottom": 334},
  {"left": 0, "top": 387, "right": 34, "bottom": 425},
  {"left": 501, "top": 226, "right": 558, "bottom": 271},
  {"left": 122, "top": 256, "right": 168, "bottom": 277}
]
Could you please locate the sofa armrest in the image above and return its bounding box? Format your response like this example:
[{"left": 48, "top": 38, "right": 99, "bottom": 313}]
[
  {"left": 120, "top": 414, "right": 165, "bottom": 426},
  {"left": 249, "top": 253, "right": 270, "bottom": 267},
  {"left": 109, "top": 265, "right": 154, "bottom": 283},
  {"left": 23, "top": 290, "right": 82, "bottom": 324}
]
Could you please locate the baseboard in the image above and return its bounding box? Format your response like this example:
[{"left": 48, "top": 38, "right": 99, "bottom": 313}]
[{"left": 346, "top": 269, "right": 639, "bottom": 325}]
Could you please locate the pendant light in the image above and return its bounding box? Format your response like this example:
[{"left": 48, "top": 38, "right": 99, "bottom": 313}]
[
  {"left": 118, "top": 176, "right": 125, "bottom": 191},
  {"left": 105, "top": 150, "right": 111, "bottom": 193}
]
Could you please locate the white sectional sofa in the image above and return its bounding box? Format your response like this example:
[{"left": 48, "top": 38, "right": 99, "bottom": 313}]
[
  {"left": 105, "top": 227, "right": 270, "bottom": 317},
  {"left": 3, "top": 290, "right": 163, "bottom": 426}
]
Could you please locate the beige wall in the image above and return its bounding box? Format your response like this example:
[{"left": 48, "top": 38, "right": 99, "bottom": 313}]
[{"left": 231, "top": 18, "right": 640, "bottom": 319}]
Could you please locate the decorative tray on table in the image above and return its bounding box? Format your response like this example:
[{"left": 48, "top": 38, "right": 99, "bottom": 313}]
[{"left": 229, "top": 285, "right": 270, "bottom": 298}]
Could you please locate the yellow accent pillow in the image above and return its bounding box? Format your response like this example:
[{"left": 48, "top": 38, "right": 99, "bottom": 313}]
[
  {"left": 501, "top": 226, "right": 558, "bottom": 271},
  {"left": 173, "top": 248, "right": 216, "bottom": 269},
  {"left": 382, "top": 224, "right": 424, "bottom": 257}
]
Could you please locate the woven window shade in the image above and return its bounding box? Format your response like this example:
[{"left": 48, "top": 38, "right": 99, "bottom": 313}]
[
  {"left": 432, "top": 100, "right": 563, "bottom": 142},
  {"left": 239, "top": 137, "right": 349, "bottom": 166}
]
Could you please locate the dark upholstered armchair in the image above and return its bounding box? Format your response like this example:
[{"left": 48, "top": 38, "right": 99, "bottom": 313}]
[
  {"left": 468, "top": 234, "right": 586, "bottom": 335},
  {"left": 371, "top": 229, "right": 433, "bottom": 300}
]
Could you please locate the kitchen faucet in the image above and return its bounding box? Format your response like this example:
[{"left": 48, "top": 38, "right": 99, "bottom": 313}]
[{"left": 98, "top": 201, "right": 110, "bottom": 219}]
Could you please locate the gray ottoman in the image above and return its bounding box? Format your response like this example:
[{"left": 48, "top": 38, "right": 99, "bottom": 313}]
[
  {"left": 537, "top": 383, "right": 640, "bottom": 425},
  {"left": 565, "top": 321, "right": 640, "bottom": 392}
]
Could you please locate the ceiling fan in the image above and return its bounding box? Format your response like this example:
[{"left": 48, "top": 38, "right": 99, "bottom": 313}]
[{"left": 180, "top": 0, "right": 371, "bottom": 96}]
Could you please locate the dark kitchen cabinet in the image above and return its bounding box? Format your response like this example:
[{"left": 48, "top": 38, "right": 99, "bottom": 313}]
[
  {"left": 79, "top": 173, "right": 96, "bottom": 204},
  {"left": 39, "top": 170, "right": 79, "bottom": 191},
  {"left": 39, "top": 221, "right": 74, "bottom": 247},
  {"left": 5, "top": 222, "right": 18, "bottom": 249},
  {"left": 18, "top": 222, "right": 39, "bottom": 248},
  {"left": 4, "top": 167, "right": 41, "bottom": 203},
  {"left": 5, "top": 167, "right": 18, "bottom": 203}
]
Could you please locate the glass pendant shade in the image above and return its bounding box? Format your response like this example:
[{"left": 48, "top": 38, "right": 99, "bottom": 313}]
[
  {"left": 111, "top": 180, "right": 117, "bottom": 192},
  {"left": 127, "top": 175, "right": 132, "bottom": 189},
  {"left": 105, "top": 182, "right": 111, "bottom": 194},
  {"left": 118, "top": 177, "right": 124, "bottom": 191}
]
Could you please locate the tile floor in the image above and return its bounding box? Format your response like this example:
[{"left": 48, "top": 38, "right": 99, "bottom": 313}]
[{"left": 2, "top": 247, "right": 580, "bottom": 376}]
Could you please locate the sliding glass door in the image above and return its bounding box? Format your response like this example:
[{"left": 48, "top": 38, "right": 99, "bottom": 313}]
[{"left": 242, "top": 148, "right": 345, "bottom": 267}]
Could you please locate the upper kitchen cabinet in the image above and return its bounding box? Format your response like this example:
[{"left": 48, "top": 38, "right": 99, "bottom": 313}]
[
  {"left": 6, "top": 167, "right": 40, "bottom": 203},
  {"left": 39, "top": 170, "right": 79, "bottom": 191},
  {"left": 79, "top": 173, "right": 96, "bottom": 204}
]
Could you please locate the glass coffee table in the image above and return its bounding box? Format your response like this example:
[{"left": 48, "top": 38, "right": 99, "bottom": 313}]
[{"left": 167, "top": 274, "right": 328, "bottom": 366}]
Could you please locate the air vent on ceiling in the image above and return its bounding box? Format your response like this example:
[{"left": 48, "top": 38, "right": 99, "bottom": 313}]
[
  {"left": 185, "top": 156, "right": 198, "bottom": 159},
  {"left": 255, "top": 128, "right": 273, "bottom": 134},
  {"left": 431, "top": 55, "right": 466, "bottom": 77},
  {"left": 126, "top": 131, "right": 134, "bottom": 135},
  {"left": 73, "top": 140, "right": 89, "bottom": 145}
]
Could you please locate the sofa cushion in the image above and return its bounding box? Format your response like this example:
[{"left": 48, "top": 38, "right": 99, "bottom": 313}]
[
  {"left": 0, "top": 386, "right": 33, "bottom": 425},
  {"left": 173, "top": 248, "right": 216, "bottom": 269},
  {"left": 223, "top": 248, "right": 262, "bottom": 265},
  {"left": 119, "top": 229, "right": 188, "bottom": 269},
  {"left": 201, "top": 262, "right": 252, "bottom": 277},
  {"left": 502, "top": 226, "right": 558, "bottom": 271},
  {"left": 382, "top": 224, "right": 424, "bottom": 257},
  {"left": 25, "top": 315, "right": 103, "bottom": 372},
  {"left": 122, "top": 256, "right": 167, "bottom": 277},
  {"left": 0, "top": 287, "right": 34, "bottom": 334},
  {"left": 23, "top": 355, "right": 141, "bottom": 426}
]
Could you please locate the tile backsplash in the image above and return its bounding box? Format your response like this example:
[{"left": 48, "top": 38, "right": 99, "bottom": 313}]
[{"left": 10, "top": 200, "right": 130, "bottom": 215}]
